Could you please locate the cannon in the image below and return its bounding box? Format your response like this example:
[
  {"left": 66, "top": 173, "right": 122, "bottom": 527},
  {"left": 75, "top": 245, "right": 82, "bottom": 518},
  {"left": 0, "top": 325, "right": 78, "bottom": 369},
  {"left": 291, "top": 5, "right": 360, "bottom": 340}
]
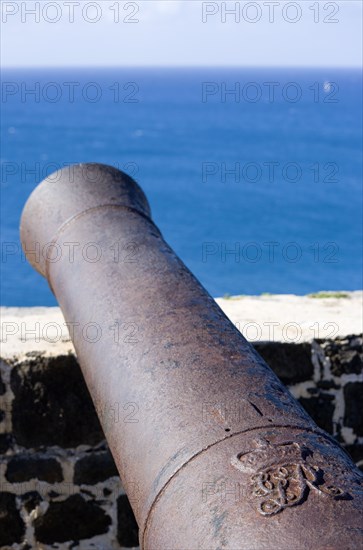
[{"left": 20, "top": 163, "right": 362, "bottom": 549}]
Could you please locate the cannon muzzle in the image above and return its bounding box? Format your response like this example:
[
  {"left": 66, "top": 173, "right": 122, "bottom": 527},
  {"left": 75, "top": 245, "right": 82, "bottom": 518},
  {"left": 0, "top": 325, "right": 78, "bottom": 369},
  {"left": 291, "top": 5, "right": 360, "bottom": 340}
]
[{"left": 20, "top": 163, "right": 362, "bottom": 549}]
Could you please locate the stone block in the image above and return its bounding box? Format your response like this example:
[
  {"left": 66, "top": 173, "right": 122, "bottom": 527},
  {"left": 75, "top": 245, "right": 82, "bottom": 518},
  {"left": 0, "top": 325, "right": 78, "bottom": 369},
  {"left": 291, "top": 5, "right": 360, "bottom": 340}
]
[
  {"left": 34, "top": 494, "right": 111, "bottom": 543},
  {"left": 117, "top": 494, "right": 139, "bottom": 548},
  {"left": 6, "top": 455, "right": 63, "bottom": 483},
  {"left": 253, "top": 342, "right": 313, "bottom": 384},
  {"left": 0, "top": 492, "right": 25, "bottom": 546},
  {"left": 344, "top": 382, "right": 363, "bottom": 436},
  {"left": 10, "top": 354, "right": 104, "bottom": 448},
  {"left": 299, "top": 393, "right": 335, "bottom": 434},
  {"left": 74, "top": 451, "right": 118, "bottom": 485}
]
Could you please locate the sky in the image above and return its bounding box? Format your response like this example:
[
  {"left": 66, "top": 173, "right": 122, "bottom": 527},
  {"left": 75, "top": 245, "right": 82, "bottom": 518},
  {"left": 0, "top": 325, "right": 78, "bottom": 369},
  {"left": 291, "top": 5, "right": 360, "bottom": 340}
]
[{"left": 1, "top": 0, "right": 362, "bottom": 68}]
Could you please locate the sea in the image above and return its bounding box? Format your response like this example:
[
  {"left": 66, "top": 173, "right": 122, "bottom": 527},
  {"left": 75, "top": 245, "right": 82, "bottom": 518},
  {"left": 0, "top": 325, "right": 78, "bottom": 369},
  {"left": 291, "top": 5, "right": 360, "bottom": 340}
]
[{"left": 1, "top": 68, "right": 362, "bottom": 306}]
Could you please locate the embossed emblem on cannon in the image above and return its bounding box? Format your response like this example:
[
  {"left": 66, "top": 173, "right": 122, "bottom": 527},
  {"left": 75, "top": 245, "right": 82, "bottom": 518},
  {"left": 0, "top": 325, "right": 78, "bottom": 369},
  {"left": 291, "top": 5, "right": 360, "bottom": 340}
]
[
  {"left": 251, "top": 461, "right": 345, "bottom": 516},
  {"left": 232, "top": 439, "right": 347, "bottom": 515}
]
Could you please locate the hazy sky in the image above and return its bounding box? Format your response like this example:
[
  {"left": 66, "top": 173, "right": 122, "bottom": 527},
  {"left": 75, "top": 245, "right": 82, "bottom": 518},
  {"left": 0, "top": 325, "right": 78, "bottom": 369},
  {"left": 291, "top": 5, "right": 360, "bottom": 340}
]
[{"left": 1, "top": 0, "right": 362, "bottom": 67}]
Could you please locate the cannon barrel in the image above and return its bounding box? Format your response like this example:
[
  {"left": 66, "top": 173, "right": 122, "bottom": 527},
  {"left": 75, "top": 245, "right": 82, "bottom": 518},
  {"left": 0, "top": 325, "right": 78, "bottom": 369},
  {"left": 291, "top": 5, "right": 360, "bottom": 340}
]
[{"left": 20, "top": 163, "right": 362, "bottom": 549}]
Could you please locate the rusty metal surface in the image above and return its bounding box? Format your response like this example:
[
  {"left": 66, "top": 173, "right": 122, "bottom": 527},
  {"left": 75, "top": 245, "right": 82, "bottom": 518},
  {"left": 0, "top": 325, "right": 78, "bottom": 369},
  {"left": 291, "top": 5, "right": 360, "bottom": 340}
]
[{"left": 20, "top": 163, "right": 363, "bottom": 549}]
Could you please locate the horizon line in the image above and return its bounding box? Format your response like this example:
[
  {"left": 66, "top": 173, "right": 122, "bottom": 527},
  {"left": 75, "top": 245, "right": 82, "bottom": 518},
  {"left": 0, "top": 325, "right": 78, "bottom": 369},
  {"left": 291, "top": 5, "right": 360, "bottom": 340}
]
[{"left": 1, "top": 64, "right": 362, "bottom": 70}]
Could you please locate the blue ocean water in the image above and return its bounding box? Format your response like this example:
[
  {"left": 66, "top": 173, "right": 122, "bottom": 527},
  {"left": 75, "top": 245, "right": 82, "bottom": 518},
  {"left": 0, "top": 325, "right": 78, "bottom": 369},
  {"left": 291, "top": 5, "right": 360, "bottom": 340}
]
[{"left": 1, "top": 68, "right": 362, "bottom": 306}]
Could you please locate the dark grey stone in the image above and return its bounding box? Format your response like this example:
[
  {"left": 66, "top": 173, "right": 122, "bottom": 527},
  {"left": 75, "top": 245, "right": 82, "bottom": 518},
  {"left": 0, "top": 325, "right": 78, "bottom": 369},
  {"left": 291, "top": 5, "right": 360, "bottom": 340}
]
[
  {"left": 317, "top": 380, "right": 339, "bottom": 390},
  {"left": 344, "top": 444, "right": 363, "bottom": 471},
  {"left": 10, "top": 354, "right": 104, "bottom": 448},
  {"left": 0, "top": 492, "right": 25, "bottom": 546},
  {"left": 344, "top": 382, "right": 363, "bottom": 436},
  {"left": 0, "top": 433, "right": 12, "bottom": 454},
  {"left": 299, "top": 393, "right": 335, "bottom": 434},
  {"left": 253, "top": 342, "right": 313, "bottom": 385},
  {"left": 34, "top": 494, "right": 111, "bottom": 543},
  {"left": 117, "top": 494, "right": 139, "bottom": 548},
  {"left": 0, "top": 369, "right": 6, "bottom": 395},
  {"left": 6, "top": 455, "right": 63, "bottom": 483},
  {"left": 331, "top": 349, "right": 362, "bottom": 376},
  {"left": 74, "top": 451, "right": 118, "bottom": 485}
]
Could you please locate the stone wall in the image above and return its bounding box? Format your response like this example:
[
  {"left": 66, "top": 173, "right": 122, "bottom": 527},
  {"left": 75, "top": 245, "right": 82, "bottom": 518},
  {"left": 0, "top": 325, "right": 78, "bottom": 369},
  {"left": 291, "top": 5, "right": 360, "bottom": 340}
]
[
  {"left": 255, "top": 336, "right": 363, "bottom": 462},
  {"left": 0, "top": 353, "right": 138, "bottom": 550},
  {"left": 0, "top": 335, "right": 362, "bottom": 549}
]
